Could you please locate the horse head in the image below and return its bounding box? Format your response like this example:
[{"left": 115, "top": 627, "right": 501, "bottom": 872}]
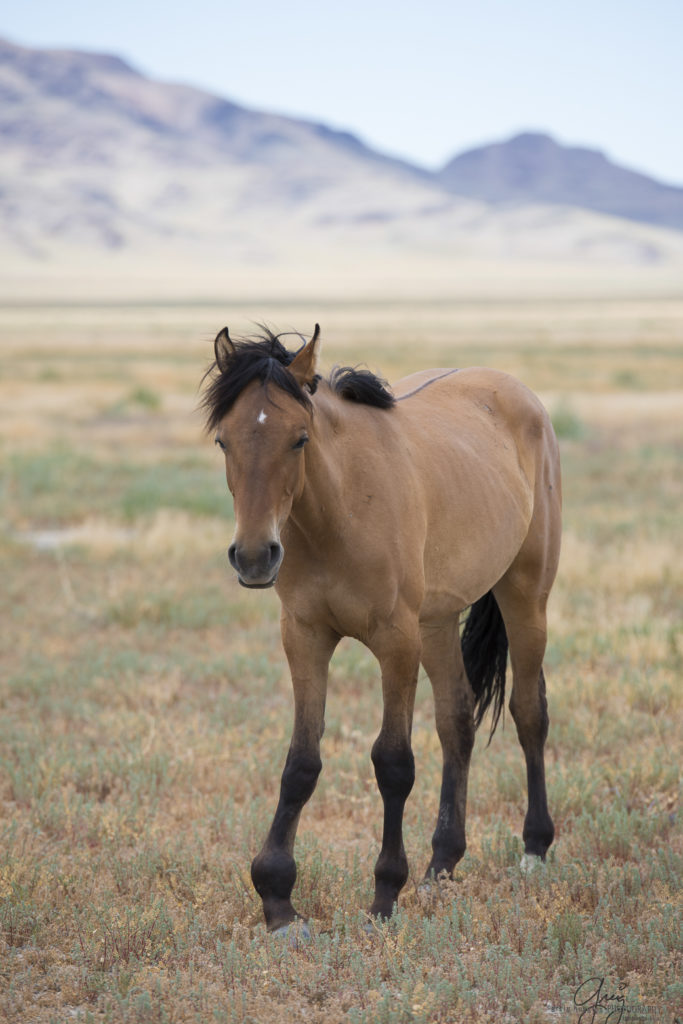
[{"left": 205, "top": 325, "right": 321, "bottom": 588}]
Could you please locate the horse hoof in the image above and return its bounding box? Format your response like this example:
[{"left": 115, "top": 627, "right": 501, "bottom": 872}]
[
  {"left": 520, "top": 853, "right": 544, "bottom": 875},
  {"left": 362, "top": 916, "right": 388, "bottom": 940},
  {"left": 417, "top": 880, "right": 441, "bottom": 904},
  {"left": 417, "top": 870, "right": 451, "bottom": 905},
  {"left": 270, "top": 920, "right": 311, "bottom": 946}
]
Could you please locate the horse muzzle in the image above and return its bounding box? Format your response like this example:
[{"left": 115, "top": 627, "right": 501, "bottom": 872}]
[{"left": 228, "top": 540, "right": 283, "bottom": 589}]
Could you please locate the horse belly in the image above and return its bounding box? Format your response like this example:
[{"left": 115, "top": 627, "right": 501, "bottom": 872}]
[{"left": 420, "top": 446, "right": 534, "bottom": 616}]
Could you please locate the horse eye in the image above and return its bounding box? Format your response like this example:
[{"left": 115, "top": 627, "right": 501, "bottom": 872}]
[
  {"left": 214, "top": 436, "right": 226, "bottom": 452},
  {"left": 292, "top": 435, "right": 308, "bottom": 450}
]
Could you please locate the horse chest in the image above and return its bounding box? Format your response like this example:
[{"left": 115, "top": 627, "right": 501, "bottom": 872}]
[{"left": 279, "top": 544, "right": 401, "bottom": 643}]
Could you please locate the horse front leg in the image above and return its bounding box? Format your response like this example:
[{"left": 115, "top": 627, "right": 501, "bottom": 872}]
[
  {"left": 250, "top": 616, "right": 338, "bottom": 932},
  {"left": 368, "top": 622, "right": 421, "bottom": 920}
]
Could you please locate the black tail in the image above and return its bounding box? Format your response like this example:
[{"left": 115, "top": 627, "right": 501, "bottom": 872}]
[{"left": 461, "top": 590, "right": 509, "bottom": 741}]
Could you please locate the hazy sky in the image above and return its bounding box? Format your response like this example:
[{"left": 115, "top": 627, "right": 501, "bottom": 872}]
[{"left": 2, "top": 0, "right": 682, "bottom": 185}]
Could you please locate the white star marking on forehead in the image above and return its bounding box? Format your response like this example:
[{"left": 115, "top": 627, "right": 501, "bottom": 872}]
[{"left": 257, "top": 409, "right": 267, "bottom": 424}]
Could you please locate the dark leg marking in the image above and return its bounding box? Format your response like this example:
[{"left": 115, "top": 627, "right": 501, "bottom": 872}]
[
  {"left": 251, "top": 750, "right": 322, "bottom": 930},
  {"left": 370, "top": 737, "right": 415, "bottom": 919},
  {"left": 515, "top": 669, "right": 554, "bottom": 858},
  {"left": 422, "top": 626, "right": 475, "bottom": 880}
]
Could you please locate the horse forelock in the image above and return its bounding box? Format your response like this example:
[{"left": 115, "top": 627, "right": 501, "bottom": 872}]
[{"left": 202, "top": 328, "right": 314, "bottom": 431}]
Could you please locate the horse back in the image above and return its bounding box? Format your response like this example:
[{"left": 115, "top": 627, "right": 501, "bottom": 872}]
[{"left": 396, "top": 365, "right": 557, "bottom": 485}]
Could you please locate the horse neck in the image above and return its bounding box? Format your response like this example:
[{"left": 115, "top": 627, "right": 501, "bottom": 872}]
[{"left": 288, "top": 391, "right": 350, "bottom": 541}]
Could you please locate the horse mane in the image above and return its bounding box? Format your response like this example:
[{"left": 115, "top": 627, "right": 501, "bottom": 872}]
[
  {"left": 202, "top": 328, "right": 395, "bottom": 430},
  {"left": 328, "top": 365, "right": 396, "bottom": 409}
]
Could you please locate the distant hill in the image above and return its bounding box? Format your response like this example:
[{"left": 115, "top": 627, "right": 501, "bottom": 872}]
[
  {"left": 437, "top": 132, "right": 683, "bottom": 231},
  {"left": 1, "top": 36, "right": 682, "bottom": 297},
  {"left": 0, "top": 37, "right": 435, "bottom": 253}
]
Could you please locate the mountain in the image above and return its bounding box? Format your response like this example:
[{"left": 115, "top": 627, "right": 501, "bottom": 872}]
[
  {"left": 437, "top": 132, "right": 683, "bottom": 231},
  {"left": 1, "top": 37, "right": 682, "bottom": 297},
  {"left": 0, "top": 37, "right": 435, "bottom": 253}
]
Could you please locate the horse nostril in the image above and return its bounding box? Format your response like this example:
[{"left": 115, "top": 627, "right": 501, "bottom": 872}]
[
  {"left": 228, "top": 543, "right": 238, "bottom": 570},
  {"left": 269, "top": 543, "right": 283, "bottom": 568}
]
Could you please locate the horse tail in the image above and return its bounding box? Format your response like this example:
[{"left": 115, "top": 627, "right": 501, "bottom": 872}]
[{"left": 461, "top": 590, "right": 508, "bottom": 741}]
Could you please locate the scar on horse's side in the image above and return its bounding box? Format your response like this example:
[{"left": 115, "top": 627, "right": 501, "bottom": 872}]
[{"left": 202, "top": 324, "right": 561, "bottom": 932}]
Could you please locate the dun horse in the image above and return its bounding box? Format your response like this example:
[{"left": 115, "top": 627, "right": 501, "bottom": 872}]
[{"left": 202, "top": 325, "right": 561, "bottom": 936}]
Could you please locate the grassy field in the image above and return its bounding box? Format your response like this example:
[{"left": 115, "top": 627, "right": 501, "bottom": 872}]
[{"left": 0, "top": 295, "right": 681, "bottom": 1023}]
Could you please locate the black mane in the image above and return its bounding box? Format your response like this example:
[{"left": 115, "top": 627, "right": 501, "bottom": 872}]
[
  {"left": 328, "top": 365, "right": 396, "bottom": 409},
  {"left": 202, "top": 327, "right": 395, "bottom": 431}
]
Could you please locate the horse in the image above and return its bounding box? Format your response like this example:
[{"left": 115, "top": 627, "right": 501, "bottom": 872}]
[{"left": 202, "top": 324, "right": 561, "bottom": 936}]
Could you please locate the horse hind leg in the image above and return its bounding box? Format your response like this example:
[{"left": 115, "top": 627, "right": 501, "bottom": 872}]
[
  {"left": 492, "top": 577, "right": 555, "bottom": 863},
  {"left": 421, "top": 621, "right": 475, "bottom": 880}
]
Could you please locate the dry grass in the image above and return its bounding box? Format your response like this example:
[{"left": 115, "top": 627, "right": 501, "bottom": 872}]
[{"left": 0, "top": 293, "right": 681, "bottom": 1023}]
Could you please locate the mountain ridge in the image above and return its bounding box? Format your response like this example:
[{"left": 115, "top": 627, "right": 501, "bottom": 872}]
[
  {"left": 2, "top": 35, "right": 683, "bottom": 293},
  {"left": 437, "top": 131, "right": 683, "bottom": 231}
]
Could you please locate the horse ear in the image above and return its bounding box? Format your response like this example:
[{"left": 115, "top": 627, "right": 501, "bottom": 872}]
[
  {"left": 289, "top": 324, "right": 321, "bottom": 387},
  {"left": 214, "top": 326, "right": 235, "bottom": 372}
]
